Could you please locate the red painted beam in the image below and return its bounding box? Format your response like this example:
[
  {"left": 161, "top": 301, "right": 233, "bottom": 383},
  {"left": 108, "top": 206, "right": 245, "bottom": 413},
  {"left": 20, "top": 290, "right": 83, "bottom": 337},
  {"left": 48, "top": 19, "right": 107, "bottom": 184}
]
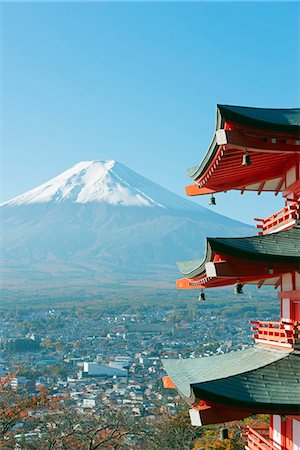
[
  {"left": 162, "top": 376, "right": 176, "bottom": 389},
  {"left": 185, "top": 185, "right": 215, "bottom": 196}
]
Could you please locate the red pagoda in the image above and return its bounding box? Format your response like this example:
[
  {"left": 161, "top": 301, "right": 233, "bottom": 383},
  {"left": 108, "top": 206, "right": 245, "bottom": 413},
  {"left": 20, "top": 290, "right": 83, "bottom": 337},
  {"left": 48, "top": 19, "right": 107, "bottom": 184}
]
[{"left": 163, "top": 105, "right": 300, "bottom": 449}]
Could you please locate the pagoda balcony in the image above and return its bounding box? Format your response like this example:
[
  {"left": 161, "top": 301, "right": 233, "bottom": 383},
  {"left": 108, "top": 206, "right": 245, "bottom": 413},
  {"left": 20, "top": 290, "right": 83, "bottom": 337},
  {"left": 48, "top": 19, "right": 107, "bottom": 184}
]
[
  {"left": 250, "top": 320, "right": 300, "bottom": 349},
  {"left": 254, "top": 202, "right": 299, "bottom": 235},
  {"left": 241, "top": 427, "right": 278, "bottom": 450}
]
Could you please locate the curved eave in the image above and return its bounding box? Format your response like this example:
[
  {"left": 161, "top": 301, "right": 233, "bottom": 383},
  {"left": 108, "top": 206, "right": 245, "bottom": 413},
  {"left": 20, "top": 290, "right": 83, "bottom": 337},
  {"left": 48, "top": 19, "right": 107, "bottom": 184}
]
[
  {"left": 163, "top": 346, "right": 290, "bottom": 400},
  {"left": 187, "top": 142, "right": 299, "bottom": 192},
  {"left": 163, "top": 348, "right": 300, "bottom": 414},
  {"left": 176, "top": 260, "right": 205, "bottom": 280},
  {"left": 176, "top": 227, "right": 300, "bottom": 280},
  {"left": 188, "top": 147, "right": 299, "bottom": 194},
  {"left": 187, "top": 105, "right": 300, "bottom": 192},
  {"left": 192, "top": 385, "right": 300, "bottom": 415},
  {"left": 177, "top": 240, "right": 213, "bottom": 279},
  {"left": 186, "top": 133, "right": 217, "bottom": 180},
  {"left": 176, "top": 275, "right": 282, "bottom": 290}
]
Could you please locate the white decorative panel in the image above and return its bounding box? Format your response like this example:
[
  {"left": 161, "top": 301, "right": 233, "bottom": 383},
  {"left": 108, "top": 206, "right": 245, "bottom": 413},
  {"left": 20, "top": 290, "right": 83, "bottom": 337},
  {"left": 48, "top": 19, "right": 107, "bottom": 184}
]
[
  {"left": 293, "top": 418, "right": 300, "bottom": 450},
  {"left": 189, "top": 409, "right": 202, "bottom": 427},
  {"left": 282, "top": 273, "right": 293, "bottom": 291},
  {"left": 264, "top": 177, "right": 282, "bottom": 191},
  {"left": 286, "top": 167, "right": 296, "bottom": 187},
  {"left": 273, "top": 415, "right": 281, "bottom": 449},
  {"left": 282, "top": 298, "right": 291, "bottom": 322},
  {"left": 295, "top": 272, "right": 300, "bottom": 290}
]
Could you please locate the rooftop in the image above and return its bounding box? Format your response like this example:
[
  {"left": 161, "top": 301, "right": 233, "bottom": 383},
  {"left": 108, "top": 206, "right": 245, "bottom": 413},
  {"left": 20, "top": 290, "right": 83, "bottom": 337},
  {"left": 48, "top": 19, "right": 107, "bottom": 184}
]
[
  {"left": 163, "top": 346, "right": 300, "bottom": 414},
  {"left": 176, "top": 225, "right": 300, "bottom": 289},
  {"left": 186, "top": 104, "right": 300, "bottom": 196}
]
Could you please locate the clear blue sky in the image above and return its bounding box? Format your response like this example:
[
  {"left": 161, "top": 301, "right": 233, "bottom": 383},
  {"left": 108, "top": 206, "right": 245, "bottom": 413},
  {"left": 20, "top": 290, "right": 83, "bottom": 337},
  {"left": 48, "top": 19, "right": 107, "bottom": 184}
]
[{"left": 2, "top": 1, "right": 299, "bottom": 223}]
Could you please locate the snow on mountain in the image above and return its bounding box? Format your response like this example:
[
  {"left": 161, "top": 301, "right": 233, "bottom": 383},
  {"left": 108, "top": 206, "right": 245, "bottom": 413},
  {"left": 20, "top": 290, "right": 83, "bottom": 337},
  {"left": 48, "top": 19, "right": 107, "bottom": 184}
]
[
  {"left": 2, "top": 160, "right": 190, "bottom": 209},
  {"left": 1, "top": 160, "right": 253, "bottom": 299}
]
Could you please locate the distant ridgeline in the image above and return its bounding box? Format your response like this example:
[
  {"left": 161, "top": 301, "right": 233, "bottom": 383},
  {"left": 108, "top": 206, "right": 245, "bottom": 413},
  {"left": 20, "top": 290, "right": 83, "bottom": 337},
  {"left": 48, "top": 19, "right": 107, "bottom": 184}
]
[{"left": 1, "top": 160, "right": 252, "bottom": 298}]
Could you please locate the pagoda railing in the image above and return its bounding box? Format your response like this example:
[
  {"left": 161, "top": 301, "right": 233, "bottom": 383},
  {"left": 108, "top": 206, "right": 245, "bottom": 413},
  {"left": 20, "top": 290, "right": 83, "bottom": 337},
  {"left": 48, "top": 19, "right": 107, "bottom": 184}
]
[
  {"left": 250, "top": 320, "right": 300, "bottom": 348},
  {"left": 254, "top": 202, "right": 299, "bottom": 235},
  {"left": 241, "top": 427, "right": 278, "bottom": 450}
]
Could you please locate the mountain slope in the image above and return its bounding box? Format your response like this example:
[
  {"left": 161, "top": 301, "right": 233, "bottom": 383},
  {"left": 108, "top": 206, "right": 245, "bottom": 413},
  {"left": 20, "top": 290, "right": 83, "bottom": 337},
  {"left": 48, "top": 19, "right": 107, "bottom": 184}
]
[{"left": 1, "top": 160, "right": 253, "bottom": 298}]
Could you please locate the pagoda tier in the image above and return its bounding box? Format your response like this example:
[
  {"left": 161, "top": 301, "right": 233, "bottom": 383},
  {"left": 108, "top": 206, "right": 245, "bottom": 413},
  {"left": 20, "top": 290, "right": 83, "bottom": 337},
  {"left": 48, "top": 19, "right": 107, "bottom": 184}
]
[
  {"left": 163, "top": 346, "right": 300, "bottom": 426},
  {"left": 185, "top": 105, "right": 300, "bottom": 198},
  {"left": 176, "top": 225, "right": 300, "bottom": 290},
  {"left": 163, "top": 105, "right": 300, "bottom": 449}
]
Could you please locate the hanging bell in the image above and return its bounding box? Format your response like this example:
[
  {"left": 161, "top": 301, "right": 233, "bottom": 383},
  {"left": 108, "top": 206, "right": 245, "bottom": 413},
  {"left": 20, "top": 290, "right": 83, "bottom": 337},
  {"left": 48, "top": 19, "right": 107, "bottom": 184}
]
[
  {"left": 242, "top": 150, "right": 251, "bottom": 166},
  {"left": 220, "top": 427, "right": 229, "bottom": 440},
  {"left": 209, "top": 194, "right": 216, "bottom": 206},
  {"left": 198, "top": 290, "right": 205, "bottom": 301},
  {"left": 233, "top": 283, "right": 244, "bottom": 294}
]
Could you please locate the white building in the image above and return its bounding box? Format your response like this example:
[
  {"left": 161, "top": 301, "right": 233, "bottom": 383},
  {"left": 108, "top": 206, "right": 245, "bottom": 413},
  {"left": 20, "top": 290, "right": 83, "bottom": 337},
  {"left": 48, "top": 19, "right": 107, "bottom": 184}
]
[{"left": 82, "top": 362, "right": 127, "bottom": 378}]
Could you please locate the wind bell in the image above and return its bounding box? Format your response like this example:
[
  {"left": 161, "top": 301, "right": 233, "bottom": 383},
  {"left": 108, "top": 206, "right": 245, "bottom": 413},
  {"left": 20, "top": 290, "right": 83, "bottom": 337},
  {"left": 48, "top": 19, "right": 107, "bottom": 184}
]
[
  {"left": 198, "top": 290, "right": 206, "bottom": 301},
  {"left": 209, "top": 194, "right": 216, "bottom": 206},
  {"left": 242, "top": 149, "right": 251, "bottom": 166}
]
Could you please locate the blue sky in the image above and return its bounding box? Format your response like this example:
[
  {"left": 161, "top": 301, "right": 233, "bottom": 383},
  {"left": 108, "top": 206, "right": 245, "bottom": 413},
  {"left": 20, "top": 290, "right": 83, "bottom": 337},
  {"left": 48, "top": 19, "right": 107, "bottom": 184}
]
[{"left": 2, "top": 1, "right": 299, "bottom": 223}]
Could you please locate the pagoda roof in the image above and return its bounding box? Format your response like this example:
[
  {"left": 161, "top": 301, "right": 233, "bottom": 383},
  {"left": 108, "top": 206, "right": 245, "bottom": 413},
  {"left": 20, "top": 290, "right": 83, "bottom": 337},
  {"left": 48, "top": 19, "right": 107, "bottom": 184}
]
[
  {"left": 178, "top": 225, "right": 300, "bottom": 278},
  {"left": 163, "top": 347, "right": 300, "bottom": 414},
  {"left": 215, "top": 105, "right": 300, "bottom": 134},
  {"left": 186, "top": 105, "right": 300, "bottom": 195},
  {"left": 177, "top": 226, "right": 300, "bottom": 287}
]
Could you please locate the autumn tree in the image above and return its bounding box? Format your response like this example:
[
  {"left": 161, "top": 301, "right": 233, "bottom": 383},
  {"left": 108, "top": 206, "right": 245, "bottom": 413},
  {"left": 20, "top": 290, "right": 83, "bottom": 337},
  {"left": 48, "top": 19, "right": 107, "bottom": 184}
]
[
  {"left": 144, "top": 407, "right": 202, "bottom": 450},
  {"left": 26, "top": 405, "right": 143, "bottom": 450},
  {"left": 0, "top": 373, "right": 50, "bottom": 449},
  {"left": 0, "top": 374, "right": 143, "bottom": 449}
]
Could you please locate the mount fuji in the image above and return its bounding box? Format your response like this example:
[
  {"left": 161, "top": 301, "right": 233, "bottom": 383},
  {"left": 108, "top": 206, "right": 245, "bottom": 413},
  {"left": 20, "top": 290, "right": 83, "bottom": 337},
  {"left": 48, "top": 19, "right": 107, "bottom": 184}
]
[{"left": 1, "top": 160, "right": 252, "bottom": 299}]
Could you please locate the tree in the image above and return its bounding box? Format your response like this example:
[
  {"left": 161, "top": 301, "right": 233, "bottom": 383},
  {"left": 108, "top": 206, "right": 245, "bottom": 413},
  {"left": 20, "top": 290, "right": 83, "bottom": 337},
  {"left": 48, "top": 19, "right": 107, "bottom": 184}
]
[
  {"left": 0, "top": 373, "right": 50, "bottom": 448},
  {"left": 0, "top": 374, "right": 143, "bottom": 449},
  {"left": 28, "top": 407, "right": 142, "bottom": 450},
  {"left": 145, "top": 407, "right": 202, "bottom": 450}
]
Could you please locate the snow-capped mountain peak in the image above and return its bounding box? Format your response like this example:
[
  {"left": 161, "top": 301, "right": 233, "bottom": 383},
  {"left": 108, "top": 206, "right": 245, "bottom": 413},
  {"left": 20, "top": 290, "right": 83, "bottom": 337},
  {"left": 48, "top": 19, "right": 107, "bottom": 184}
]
[
  {"left": 2, "top": 160, "right": 253, "bottom": 298},
  {"left": 2, "top": 160, "right": 168, "bottom": 208}
]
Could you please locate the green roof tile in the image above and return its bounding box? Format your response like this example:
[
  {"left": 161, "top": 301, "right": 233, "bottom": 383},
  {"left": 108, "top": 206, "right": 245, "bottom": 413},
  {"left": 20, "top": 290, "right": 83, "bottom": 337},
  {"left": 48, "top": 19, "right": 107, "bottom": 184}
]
[
  {"left": 218, "top": 105, "right": 300, "bottom": 133},
  {"left": 193, "top": 352, "right": 300, "bottom": 411},
  {"left": 163, "top": 346, "right": 287, "bottom": 398},
  {"left": 163, "top": 347, "right": 300, "bottom": 413},
  {"left": 177, "top": 226, "right": 300, "bottom": 278}
]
